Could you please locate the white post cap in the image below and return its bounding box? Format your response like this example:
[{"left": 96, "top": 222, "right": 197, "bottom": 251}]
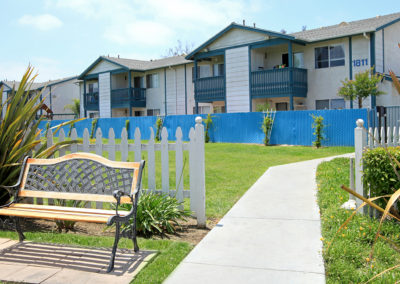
[
  {"left": 195, "top": 116, "right": 202, "bottom": 124},
  {"left": 356, "top": 119, "right": 364, "bottom": 128}
]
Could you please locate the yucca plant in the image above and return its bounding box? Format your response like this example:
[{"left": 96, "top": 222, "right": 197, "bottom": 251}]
[
  {"left": 0, "top": 67, "right": 79, "bottom": 205},
  {"left": 118, "top": 192, "right": 191, "bottom": 237}
]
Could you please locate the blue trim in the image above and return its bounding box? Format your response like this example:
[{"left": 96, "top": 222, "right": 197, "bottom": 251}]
[
  {"left": 128, "top": 71, "right": 132, "bottom": 116},
  {"left": 82, "top": 68, "right": 127, "bottom": 80},
  {"left": 184, "top": 65, "right": 187, "bottom": 114},
  {"left": 109, "top": 72, "right": 112, "bottom": 118},
  {"left": 0, "top": 81, "right": 12, "bottom": 90},
  {"left": 164, "top": 68, "right": 167, "bottom": 115},
  {"left": 224, "top": 52, "right": 227, "bottom": 113},
  {"left": 349, "top": 36, "right": 353, "bottom": 109},
  {"left": 248, "top": 47, "right": 252, "bottom": 112},
  {"left": 194, "top": 49, "right": 225, "bottom": 60},
  {"left": 194, "top": 60, "right": 198, "bottom": 113},
  {"left": 382, "top": 29, "right": 385, "bottom": 73},
  {"left": 83, "top": 78, "right": 87, "bottom": 117},
  {"left": 288, "top": 41, "right": 293, "bottom": 68},
  {"left": 370, "top": 32, "right": 376, "bottom": 108},
  {"left": 376, "top": 17, "right": 400, "bottom": 31},
  {"left": 288, "top": 41, "right": 294, "bottom": 110},
  {"left": 186, "top": 23, "right": 295, "bottom": 60}
]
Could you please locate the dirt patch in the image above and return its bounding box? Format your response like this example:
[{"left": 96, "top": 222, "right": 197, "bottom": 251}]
[{"left": 18, "top": 217, "right": 219, "bottom": 245}]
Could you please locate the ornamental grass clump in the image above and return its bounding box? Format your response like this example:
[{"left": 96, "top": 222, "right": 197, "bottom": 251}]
[
  {"left": 0, "top": 67, "right": 81, "bottom": 206},
  {"left": 119, "top": 192, "right": 191, "bottom": 237}
]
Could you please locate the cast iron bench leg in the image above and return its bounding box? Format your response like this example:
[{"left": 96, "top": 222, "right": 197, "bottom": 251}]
[
  {"left": 132, "top": 218, "right": 139, "bottom": 252},
  {"left": 13, "top": 217, "right": 25, "bottom": 242},
  {"left": 107, "top": 221, "right": 120, "bottom": 273}
]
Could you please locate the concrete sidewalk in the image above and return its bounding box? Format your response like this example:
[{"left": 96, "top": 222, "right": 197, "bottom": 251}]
[{"left": 165, "top": 154, "right": 354, "bottom": 284}]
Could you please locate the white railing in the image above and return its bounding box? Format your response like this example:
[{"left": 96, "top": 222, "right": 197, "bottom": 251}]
[{"left": 45, "top": 117, "right": 206, "bottom": 227}]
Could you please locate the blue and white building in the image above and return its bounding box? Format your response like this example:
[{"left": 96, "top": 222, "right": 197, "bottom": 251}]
[{"left": 78, "top": 12, "right": 400, "bottom": 117}]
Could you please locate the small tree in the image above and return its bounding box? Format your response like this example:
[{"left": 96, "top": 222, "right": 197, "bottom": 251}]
[
  {"left": 155, "top": 117, "right": 163, "bottom": 142},
  {"left": 261, "top": 111, "right": 274, "bottom": 146},
  {"left": 338, "top": 68, "right": 384, "bottom": 108},
  {"left": 64, "top": 99, "right": 80, "bottom": 118},
  {"left": 311, "top": 114, "right": 324, "bottom": 148}
]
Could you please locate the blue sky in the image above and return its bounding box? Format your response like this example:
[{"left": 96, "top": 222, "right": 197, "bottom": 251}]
[{"left": 1, "top": 0, "right": 399, "bottom": 81}]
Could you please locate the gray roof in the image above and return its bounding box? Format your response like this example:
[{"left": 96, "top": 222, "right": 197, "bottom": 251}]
[
  {"left": 291, "top": 12, "right": 400, "bottom": 42},
  {"left": 1, "top": 76, "right": 78, "bottom": 91},
  {"left": 106, "top": 55, "right": 192, "bottom": 71}
]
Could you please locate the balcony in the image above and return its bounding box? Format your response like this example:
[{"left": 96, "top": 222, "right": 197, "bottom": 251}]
[
  {"left": 85, "top": 92, "right": 99, "bottom": 111},
  {"left": 195, "top": 76, "right": 225, "bottom": 102},
  {"left": 251, "top": 67, "right": 307, "bottom": 98},
  {"left": 111, "top": 88, "right": 146, "bottom": 108}
]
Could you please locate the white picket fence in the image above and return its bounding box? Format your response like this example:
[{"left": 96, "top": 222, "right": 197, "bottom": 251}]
[
  {"left": 354, "top": 118, "right": 400, "bottom": 212},
  {"left": 45, "top": 117, "right": 206, "bottom": 227}
]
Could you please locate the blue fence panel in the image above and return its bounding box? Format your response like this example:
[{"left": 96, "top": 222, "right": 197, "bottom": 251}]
[{"left": 37, "top": 108, "right": 368, "bottom": 146}]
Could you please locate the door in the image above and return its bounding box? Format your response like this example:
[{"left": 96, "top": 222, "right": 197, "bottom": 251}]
[{"left": 134, "top": 77, "right": 142, "bottom": 88}]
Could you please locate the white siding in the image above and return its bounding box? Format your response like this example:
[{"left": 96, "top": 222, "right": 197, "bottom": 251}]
[
  {"left": 88, "top": 60, "right": 120, "bottom": 75},
  {"left": 225, "top": 46, "right": 250, "bottom": 112},
  {"left": 145, "top": 69, "right": 164, "bottom": 115},
  {"left": 99, "top": 72, "right": 111, "bottom": 118},
  {"left": 384, "top": 22, "right": 400, "bottom": 75},
  {"left": 375, "top": 30, "right": 384, "bottom": 73},
  {"left": 208, "top": 28, "right": 268, "bottom": 51},
  {"left": 186, "top": 64, "right": 195, "bottom": 114},
  {"left": 165, "top": 66, "right": 186, "bottom": 115}
]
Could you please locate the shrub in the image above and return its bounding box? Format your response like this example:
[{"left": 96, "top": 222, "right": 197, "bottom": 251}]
[
  {"left": 311, "top": 114, "right": 324, "bottom": 148},
  {"left": 363, "top": 147, "right": 400, "bottom": 209},
  {"left": 155, "top": 117, "right": 163, "bottom": 142},
  {"left": 119, "top": 192, "right": 191, "bottom": 237},
  {"left": 204, "top": 114, "right": 213, "bottom": 143},
  {"left": 261, "top": 113, "right": 274, "bottom": 146},
  {"left": 90, "top": 118, "right": 98, "bottom": 139},
  {"left": 256, "top": 102, "right": 271, "bottom": 112},
  {"left": 125, "top": 119, "right": 130, "bottom": 139}
]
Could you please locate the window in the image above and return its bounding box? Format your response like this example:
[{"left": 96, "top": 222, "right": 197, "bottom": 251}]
[
  {"left": 276, "top": 102, "right": 288, "bottom": 111},
  {"left": 213, "top": 64, "right": 224, "bottom": 76},
  {"left": 192, "top": 65, "right": 212, "bottom": 81},
  {"left": 315, "top": 45, "right": 345, "bottom": 69},
  {"left": 316, "top": 100, "right": 330, "bottom": 110},
  {"left": 193, "top": 106, "right": 211, "bottom": 114},
  {"left": 213, "top": 106, "right": 225, "bottom": 113},
  {"left": 146, "top": 73, "right": 159, "bottom": 88},
  {"left": 88, "top": 82, "right": 98, "bottom": 93},
  {"left": 330, "top": 99, "right": 345, "bottom": 109},
  {"left": 294, "top": 53, "right": 304, "bottom": 68},
  {"left": 147, "top": 109, "right": 160, "bottom": 116}
]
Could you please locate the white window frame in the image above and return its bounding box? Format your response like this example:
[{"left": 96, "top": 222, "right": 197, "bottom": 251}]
[{"left": 315, "top": 44, "right": 345, "bottom": 69}]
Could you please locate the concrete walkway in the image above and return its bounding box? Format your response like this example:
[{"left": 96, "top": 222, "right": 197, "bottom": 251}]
[{"left": 165, "top": 154, "right": 354, "bottom": 284}]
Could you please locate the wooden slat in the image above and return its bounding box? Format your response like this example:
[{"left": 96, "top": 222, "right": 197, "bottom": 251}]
[
  {"left": 0, "top": 208, "right": 109, "bottom": 223},
  {"left": 9, "top": 203, "right": 129, "bottom": 216},
  {"left": 19, "top": 190, "right": 132, "bottom": 204}
]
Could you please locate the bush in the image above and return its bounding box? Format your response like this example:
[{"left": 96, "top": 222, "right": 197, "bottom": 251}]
[
  {"left": 204, "top": 114, "right": 213, "bottom": 143},
  {"left": 90, "top": 118, "right": 98, "bottom": 139},
  {"left": 261, "top": 113, "right": 274, "bottom": 146},
  {"left": 311, "top": 114, "right": 324, "bottom": 148},
  {"left": 155, "top": 117, "right": 163, "bottom": 142},
  {"left": 363, "top": 147, "right": 400, "bottom": 208},
  {"left": 119, "top": 192, "right": 191, "bottom": 237}
]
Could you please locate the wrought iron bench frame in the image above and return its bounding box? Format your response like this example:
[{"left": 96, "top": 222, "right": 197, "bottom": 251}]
[{"left": 0, "top": 153, "right": 145, "bottom": 273}]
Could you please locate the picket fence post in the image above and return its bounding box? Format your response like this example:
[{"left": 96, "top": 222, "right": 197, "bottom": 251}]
[
  {"left": 194, "top": 117, "right": 206, "bottom": 227},
  {"left": 354, "top": 119, "right": 366, "bottom": 211}
]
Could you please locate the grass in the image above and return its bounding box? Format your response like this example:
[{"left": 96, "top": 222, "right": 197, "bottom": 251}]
[
  {"left": 317, "top": 158, "right": 400, "bottom": 283},
  {"left": 0, "top": 230, "right": 192, "bottom": 284}
]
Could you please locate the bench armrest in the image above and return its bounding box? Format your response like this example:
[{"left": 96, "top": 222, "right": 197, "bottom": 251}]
[{"left": 107, "top": 195, "right": 135, "bottom": 226}]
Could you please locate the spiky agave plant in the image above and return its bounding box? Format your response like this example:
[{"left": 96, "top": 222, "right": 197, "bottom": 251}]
[{"left": 0, "top": 66, "right": 78, "bottom": 205}]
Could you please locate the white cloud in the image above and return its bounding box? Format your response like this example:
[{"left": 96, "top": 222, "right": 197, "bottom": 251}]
[
  {"left": 49, "top": 0, "right": 254, "bottom": 50},
  {"left": 18, "top": 14, "right": 63, "bottom": 31}
]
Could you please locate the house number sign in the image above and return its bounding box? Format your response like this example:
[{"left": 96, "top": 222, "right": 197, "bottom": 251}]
[{"left": 352, "top": 59, "right": 368, "bottom": 67}]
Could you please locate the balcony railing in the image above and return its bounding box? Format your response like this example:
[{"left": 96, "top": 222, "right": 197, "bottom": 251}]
[
  {"left": 111, "top": 88, "right": 146, "bottom": 108},
  {"left": 250, "top": 67, "right": 307, "bottom": 98},
  {"left": 85, "top": 92, "right": 99, "bottom": 111},
  {"left": 195, "top": 76, "right": 225, "bottom": 102}
]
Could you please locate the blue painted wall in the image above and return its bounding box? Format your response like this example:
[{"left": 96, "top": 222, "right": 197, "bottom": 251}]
[{"left": 38, "top": 109, "right": 368, "bottom": 146}]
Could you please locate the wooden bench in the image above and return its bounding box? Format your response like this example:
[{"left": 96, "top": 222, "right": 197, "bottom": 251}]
[{"left": 0, "top": 152, "right": 145, "bottom": 273}]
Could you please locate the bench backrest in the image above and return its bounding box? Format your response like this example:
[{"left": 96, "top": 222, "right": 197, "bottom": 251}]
[{"left": 18, "top": 153, "right": 144, "bottom": 204}]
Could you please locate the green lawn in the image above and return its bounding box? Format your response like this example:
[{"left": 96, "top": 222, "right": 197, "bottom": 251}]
[{"left": 317, "top": 158, "right": 400, "bottom": 283}]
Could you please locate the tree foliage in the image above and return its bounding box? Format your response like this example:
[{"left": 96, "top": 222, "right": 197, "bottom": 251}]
[
  {"left": 163, "top": 40, "right": 194, "bottom": 57},
  {"left": 338, "top": 68, "right": 384, "bottom": 108},
  {"left": 64, "top": 99, "right": 80, "bottom": 118},
  {"left": 0, "top": 67, "right": 78, "bottom": 205}
]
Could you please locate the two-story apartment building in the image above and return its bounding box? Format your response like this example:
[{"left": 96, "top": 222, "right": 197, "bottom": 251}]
[
  {"left": 78, "top": 12, "right": 400, "bottom": 117},
  {"left": 187, "top": 12, "right": 400, "bottom": 112},
  {"left": 78, "top": 55, "right": 215, "bottom": 118},
  {"left": 1, "top": 76, "right": 80, "bottom": 119}
]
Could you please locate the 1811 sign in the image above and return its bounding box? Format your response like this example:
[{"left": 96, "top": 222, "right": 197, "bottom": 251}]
[{"left": 353, "top": 59, "right": 368, "bottom": 67}]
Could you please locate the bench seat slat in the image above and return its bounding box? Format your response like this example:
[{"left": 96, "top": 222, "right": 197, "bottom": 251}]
[
  {"left": 18, "top": 190, "right": 132, "bottom": 204},
  {"left": 9, "top": 204, "right": 128, "bottom": 215}
]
